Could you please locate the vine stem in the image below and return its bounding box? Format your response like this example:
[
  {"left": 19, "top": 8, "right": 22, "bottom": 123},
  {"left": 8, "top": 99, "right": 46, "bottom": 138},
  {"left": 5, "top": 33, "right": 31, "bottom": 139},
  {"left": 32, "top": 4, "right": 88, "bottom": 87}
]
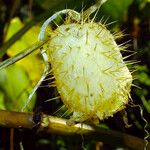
[{"left": 0, "top": 109, "right": 149, "bottom": 150}]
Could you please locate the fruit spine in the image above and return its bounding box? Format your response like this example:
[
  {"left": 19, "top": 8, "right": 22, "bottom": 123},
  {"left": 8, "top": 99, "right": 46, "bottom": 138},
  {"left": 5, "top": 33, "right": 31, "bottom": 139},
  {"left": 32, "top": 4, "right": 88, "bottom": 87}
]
[{"left": 45, "top": 10, "right": 132, "bottom": 124}]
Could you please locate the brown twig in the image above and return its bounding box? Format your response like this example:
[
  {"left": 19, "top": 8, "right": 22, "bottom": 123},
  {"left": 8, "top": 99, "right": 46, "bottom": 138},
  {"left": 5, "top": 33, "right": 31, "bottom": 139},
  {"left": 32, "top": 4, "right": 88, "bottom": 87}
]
[
  {"left": 0, "top": 109, "right": 149, "bottom": 150},
  {"left": 10, "top": 128, "right": 14, "bottom": 150}
]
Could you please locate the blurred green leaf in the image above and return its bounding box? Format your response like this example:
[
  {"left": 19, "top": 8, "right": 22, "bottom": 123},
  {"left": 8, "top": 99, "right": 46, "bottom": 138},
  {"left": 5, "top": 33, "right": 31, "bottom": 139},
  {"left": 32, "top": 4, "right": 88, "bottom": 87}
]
[
  {"left": 35, "top": 0, "right": 62, "bottom": 10},
  {"left": 139, "top": 0, "right": 150, "bottom": 9},
  {"left": 141, "top": 96, "right": 150, "bottom": 113},
  {"left": 0, "top": 64, "right": 36, "bottom": 111},
  {"left": 133, "top": 65, "right": 150, "bottom": 97},
  {"left": 5, "top": 17, "right": 44, "bottom": 86},
  {"left": 0, "top": 91, "right": 6, "bottom": 110},
  {"left": 138, "top": 72, "right": 150, "bottom": 86},
  {"left": 135, "top": 65, "right": 150, "bottom": 86},
  {"left": 5, "top": 17, "right": 23, "bottom": 41},
  {"left": 100, "top": 0, "right": 133, "bottom": 22}
]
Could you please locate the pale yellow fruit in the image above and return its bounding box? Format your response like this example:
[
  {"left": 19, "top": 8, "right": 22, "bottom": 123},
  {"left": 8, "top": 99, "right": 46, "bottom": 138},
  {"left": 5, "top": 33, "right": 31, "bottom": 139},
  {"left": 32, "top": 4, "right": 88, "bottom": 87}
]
[{"left": 47, "top": 21, "right": 132, "bottom": 123}]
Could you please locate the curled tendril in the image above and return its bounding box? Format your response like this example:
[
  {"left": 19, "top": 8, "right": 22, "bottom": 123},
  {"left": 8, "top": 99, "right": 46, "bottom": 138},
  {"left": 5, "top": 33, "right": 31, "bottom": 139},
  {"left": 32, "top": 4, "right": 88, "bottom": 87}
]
[{"left": 129, "top": 102, "right": 150, "bottom": 150}]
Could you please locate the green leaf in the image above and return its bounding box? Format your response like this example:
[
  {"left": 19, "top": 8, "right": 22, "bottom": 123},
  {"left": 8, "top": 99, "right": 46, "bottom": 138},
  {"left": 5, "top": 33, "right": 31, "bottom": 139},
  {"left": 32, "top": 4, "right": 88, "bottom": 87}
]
[
  {"left": 135, "top": 65, "right": 150, "bottom": 86},
  {"left": 0, "top": 91, "right": 6, "bottom": 110},
  {"left": 5, "top": 17, "right": 44, "bottom": 86},
  {"left": 0, "top": 64, "right": 36, "bottom": 112},
  {"left": 100, "top": 0, "right": 133, "bottom": 22},
  {"left": 141, "top": 96, "right": 150, "bottom": 113}
]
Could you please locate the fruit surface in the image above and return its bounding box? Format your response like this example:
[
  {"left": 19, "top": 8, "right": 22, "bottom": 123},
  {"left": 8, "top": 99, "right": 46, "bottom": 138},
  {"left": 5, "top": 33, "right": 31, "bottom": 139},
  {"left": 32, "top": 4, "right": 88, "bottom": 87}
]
[{"left": 47, "top": 21, "right": 132, "bottom": 123}]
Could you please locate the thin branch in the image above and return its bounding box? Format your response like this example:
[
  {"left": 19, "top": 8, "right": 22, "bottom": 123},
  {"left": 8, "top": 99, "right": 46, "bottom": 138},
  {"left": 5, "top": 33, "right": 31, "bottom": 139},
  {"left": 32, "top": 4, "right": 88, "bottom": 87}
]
[
  {"left": 0, "top": 109, "right": 149, "bottom": 150},
  {"left": 0, "top": 38, "right": 49, "bottom": 70}
]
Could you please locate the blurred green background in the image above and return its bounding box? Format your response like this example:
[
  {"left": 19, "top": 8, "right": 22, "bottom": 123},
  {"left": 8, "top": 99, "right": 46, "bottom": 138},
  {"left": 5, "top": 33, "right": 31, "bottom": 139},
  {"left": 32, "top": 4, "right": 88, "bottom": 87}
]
[{"left": 0, "top": 0, "right": 150, "bottom": 149}]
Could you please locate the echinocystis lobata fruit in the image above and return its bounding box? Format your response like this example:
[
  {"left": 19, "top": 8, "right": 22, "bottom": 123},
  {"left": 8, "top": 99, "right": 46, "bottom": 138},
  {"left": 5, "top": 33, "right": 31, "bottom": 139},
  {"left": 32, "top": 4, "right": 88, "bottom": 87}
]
[{"left": 46, "top": 13, "right": 132, "bottom": 124}]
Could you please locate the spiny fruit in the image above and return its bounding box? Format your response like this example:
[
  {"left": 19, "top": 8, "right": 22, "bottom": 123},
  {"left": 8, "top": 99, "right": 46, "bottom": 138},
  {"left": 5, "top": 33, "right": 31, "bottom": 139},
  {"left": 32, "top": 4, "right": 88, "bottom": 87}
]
[{"left": 46, "top": 14, "right": 132, "bottom": 124}]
